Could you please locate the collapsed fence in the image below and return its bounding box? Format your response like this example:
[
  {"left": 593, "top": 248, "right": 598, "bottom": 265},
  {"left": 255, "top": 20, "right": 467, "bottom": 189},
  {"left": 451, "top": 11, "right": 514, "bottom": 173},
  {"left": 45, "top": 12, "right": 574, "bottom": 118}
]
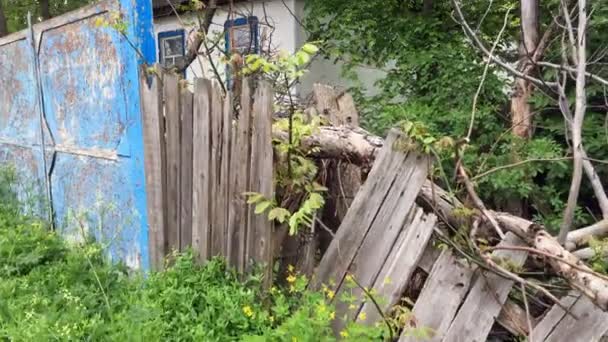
[{"left": 140, "top": 69, "right": 274, "bottom": 274}]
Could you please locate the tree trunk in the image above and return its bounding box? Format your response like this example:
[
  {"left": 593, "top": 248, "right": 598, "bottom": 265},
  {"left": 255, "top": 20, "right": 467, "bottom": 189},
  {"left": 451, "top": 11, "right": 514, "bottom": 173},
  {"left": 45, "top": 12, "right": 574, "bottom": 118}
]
[
  {"left": 505, "top": 0, "right": 540, "bottom": 215},
  {"left": 510, "top": 0, "right": 539, "bottom": 138},
  {"left": 0, "top": 0, "right": 8, "bottom": 38},
  {"left": 40, "top": 0, "right": 51, "bottom": 20}
]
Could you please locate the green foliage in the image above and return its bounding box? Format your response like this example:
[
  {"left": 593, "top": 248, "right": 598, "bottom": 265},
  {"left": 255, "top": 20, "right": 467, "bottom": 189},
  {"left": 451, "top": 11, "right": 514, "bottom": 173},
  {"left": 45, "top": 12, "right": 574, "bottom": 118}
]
[
  {"left": 1, "top": 0, "right": 95, "bottom": 33},
  {"left": 305, "top": 0, "right": 608, "bottom": 232},
  {"left": 0, "top": 171, "right": 391, "bottom": 341}
]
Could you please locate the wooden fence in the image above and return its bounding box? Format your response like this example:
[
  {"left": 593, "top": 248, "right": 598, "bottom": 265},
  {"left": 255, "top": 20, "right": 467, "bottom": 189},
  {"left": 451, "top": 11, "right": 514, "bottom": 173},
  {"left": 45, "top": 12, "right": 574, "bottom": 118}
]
[{"left": 140, "top": 69, "right": 273, "bottom": 273}]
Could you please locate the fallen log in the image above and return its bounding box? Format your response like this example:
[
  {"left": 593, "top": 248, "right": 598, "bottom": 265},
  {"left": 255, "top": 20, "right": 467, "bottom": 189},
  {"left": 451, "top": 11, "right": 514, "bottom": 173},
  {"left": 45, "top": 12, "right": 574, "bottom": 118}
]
[
  {"left": 272, "top": 126, "right": 383, "bottom": 168},
  {"left": 285, "top": 126, "right": 608, "bottom": 310}
]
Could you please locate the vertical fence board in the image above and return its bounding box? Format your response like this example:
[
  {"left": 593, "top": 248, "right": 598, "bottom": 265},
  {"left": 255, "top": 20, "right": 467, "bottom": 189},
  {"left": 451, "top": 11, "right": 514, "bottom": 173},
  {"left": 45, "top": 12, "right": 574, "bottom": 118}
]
[
  {"left": 192, "top": 78, "right": 212, "bottom": 261},
  {"left": 163, "top": 73, "right": 181, "bottom": 254},
  {"left": 246, "top": 82, "right": 274, "bottom": 281},
  {"left": 210, "top": 84, "right": 224, "bottom": 256},
  {"left": 220, "top": 93, "right": 233, "bottom": 255},
  {"left": 228, "top": 79, "right": 253, "bottom": 272},
  {"left": 179, "top": 86, "right": 193, "bottom": 251},
  {"left": 139, "top": 70, "right": 165, "bottom": 270}
]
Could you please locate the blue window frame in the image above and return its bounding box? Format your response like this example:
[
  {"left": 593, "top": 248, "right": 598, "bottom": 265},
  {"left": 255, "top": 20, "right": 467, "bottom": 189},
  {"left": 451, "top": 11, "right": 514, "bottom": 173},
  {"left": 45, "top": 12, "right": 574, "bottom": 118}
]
[
  {"left": 224, "top": 16, "right": 259, "bottom": 88},
  {"left": 158, "top": 30, "right": 185, "bottom": 70}
]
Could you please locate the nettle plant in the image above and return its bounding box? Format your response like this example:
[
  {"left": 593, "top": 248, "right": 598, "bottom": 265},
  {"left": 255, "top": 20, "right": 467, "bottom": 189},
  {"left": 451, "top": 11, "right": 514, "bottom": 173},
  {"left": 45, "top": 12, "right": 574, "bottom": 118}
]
[{"left": 243, "top": 43, "right": 329, "bottom": 236}]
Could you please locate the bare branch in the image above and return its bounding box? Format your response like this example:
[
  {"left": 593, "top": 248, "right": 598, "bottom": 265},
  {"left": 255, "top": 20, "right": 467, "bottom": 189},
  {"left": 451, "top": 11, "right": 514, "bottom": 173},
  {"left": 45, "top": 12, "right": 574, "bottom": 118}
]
[
  {"left": 451, "top": 0, "right": 557, "bottom": 88},
  {"left": 559, "top": 0, "right": 588, "bottom": 245}
]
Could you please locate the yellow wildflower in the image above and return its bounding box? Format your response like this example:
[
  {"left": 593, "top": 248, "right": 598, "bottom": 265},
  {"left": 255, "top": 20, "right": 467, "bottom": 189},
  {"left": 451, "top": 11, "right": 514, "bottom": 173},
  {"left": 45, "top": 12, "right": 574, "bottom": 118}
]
[
  {"left": 326, "top": 289, "right": 335, "bottom": 299},
  {"left": 349, "top": 304, "right": 356, "bottom": 310},
  {"left": 288, "top": 264, "right": 295, "bottom": 272},
  {"left": 330, "top": 311, "right": 336, "bottom": 320},
  {"left": 287, "top": 274, "right": 297, "bottom": 283},
  {"left": 269, "top": 316, "right": 275, "bottom": 323},
  {"left": 358, "top": 312, "right": 367, "bottom": 321},
  {"left": 242, "top": 306, "right": 254, "bottom": 318},
  {"left": 383, "top": 277, "right": 392, "bottom": 285},
  {"left": 345, "top": 274, "right": 354, "bottom": 282},
  {"left": 340, "top": 330, "right": 349, "bottom": 338}
]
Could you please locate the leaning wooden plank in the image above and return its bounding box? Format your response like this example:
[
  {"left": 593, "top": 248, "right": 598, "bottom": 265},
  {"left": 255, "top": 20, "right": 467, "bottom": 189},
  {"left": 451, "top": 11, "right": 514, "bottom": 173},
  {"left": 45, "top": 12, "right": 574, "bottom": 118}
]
[
  {"left": 399, "top": 249, "right": 476, "bottom": 342},
  {"left": 179, "top": 86, "right": 194, "bottom": 251},
  {"left": 358, "top": 209, "right": 436, "bottom": 324},
  {"left": 441, "top": 232, "right": 528, "bottom": 342},
  {"left": 139, "top": 68, "right": 166, "bottom": 270},
  {"left": 209, "top": 83, "right": 224, "bottom": 257},
  {"left": 544, "top": 295, "right": 608, "bottom": 342},
  {"left": 192, "top": 78, "right": 213, "bottom": 261},
  {"left": 219, "top": 93, "right": 232, "bottom": 256},
  {"left": 332, "top": 151, "right": 429, "bottom": 331},
  {"left": 529, "top": 292, "right": 581, "bottom": 341},
  {"left": 311, "top": 130, "right": 404, "bottom": 290},
  {"left": 246, "top": 81, "right": 274, "bottom": 283},
  {"left": 227, "top": 79, "right": 253, "bottom": 272},
  {"left": 163, "top": 72, "right": 181, "bottom": 254},
  {"left": 332, "top": 207, "right": 423, "bottom": 328},
  {"left": 416, "top": 241, "right": 529, "bottom": 338}
]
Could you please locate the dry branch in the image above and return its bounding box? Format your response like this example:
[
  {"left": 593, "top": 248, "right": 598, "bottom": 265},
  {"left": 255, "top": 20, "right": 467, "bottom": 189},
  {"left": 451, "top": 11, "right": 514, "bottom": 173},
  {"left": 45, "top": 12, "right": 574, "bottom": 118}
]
[{"left": 272, "top": 126, "right": 384, "bottom": 168}]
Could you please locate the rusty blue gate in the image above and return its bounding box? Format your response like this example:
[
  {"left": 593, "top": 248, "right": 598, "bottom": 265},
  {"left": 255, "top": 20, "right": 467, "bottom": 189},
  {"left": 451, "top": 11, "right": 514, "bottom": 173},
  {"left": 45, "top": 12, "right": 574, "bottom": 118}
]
[{"left": 0, "top": 0, "right": 155, "bottom": 269}]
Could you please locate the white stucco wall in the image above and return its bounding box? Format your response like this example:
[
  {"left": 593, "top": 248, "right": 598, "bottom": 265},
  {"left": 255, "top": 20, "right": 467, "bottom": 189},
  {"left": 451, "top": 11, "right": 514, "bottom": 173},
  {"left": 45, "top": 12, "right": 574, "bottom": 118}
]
[
  {"left": 152, "top": 0, "right": 384, "bottom": 98},
  {"left": 153, "top": 0, "right": 300, "bottom": 84}
]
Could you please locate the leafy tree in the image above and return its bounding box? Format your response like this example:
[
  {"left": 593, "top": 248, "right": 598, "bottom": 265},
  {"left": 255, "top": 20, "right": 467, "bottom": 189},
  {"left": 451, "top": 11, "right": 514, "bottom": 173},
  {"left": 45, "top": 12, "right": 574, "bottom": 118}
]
[
  {"left": 304, "top": 0, "right": 608, "bottom": 232},
  {"left": 0, "top": 0, "right": 94, "bottom": 35}
]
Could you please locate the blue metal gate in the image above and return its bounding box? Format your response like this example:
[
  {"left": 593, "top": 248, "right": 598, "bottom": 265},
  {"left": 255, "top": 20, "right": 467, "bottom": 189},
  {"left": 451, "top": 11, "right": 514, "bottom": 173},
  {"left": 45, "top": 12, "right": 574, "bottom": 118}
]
[{"left": 0, "top": 0, "right": 155, "bottom": 269}]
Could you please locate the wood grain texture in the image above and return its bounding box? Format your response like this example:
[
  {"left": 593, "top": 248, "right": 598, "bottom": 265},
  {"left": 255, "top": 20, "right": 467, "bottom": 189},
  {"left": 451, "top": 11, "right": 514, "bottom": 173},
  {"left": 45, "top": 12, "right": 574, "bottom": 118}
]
[
  {"left": 192, "top": 78, "right": 212, "bottom": 261},
  {"left": 544, "top": 295, "right": 608, "bottom": 342},
  {"left": 246, "top": 82, "right": 274, "bottom": 284},
  {"left": 312, "top": 132, "right": 400, "bottom": 289},
  {"left": 530, "top": 293, "right": 579, "bottom": 341},
  {"left": 209, "top": 84, "right": 223, "bottom": 256},
  {"left": 442, "top": 233, "right": 528, "bottom": 342},
  {"left": 163, "top": 73, "right": 181, "bottom": 254},
  {"left": 400, "top": 249, "right": 476, "bottom": 342},
  {"left": 219, "top": 93, "right": 232, "bottom": 256},
  {"left": 139, "top": 69, "right": 166, "bottom": 270},
  {"left": 358, "top": 209, "right": 437, "bottom": 325},
  {"left": 179, "top": 85, "right": 193, "bottom": 251},
  {"left": 312, "top": 131, "right": 403, "bottom": 290},
  {"left": 227, "top": 79, "right": 252, "bottom": 272}
]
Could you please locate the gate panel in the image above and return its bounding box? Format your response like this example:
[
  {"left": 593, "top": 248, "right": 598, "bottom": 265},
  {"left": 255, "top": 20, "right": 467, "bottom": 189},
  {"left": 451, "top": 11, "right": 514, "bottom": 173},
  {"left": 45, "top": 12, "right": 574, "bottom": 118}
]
[{"left": 0, "top": 0, "right": 155, "bottom": 269}]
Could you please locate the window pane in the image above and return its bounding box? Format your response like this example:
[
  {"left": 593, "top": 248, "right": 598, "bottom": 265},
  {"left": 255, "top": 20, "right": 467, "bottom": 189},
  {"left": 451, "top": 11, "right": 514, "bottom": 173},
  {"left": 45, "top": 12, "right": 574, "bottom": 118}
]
[
  {"left": 162, "top": 36, "right": 183, "bottom": 58},
  {"left": 232, "top": 25, "right": 253, "bottom": 53}
]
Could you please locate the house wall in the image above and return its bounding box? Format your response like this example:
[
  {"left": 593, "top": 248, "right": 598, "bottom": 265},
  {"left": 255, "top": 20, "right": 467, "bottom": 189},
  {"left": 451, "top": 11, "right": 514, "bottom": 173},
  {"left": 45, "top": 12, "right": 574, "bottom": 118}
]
[
  {"left": 153, "top": 0, "right": 299, "bottom": 84},
  {"left": 153, "top": 0, "right": 385, "bottom": 98}
]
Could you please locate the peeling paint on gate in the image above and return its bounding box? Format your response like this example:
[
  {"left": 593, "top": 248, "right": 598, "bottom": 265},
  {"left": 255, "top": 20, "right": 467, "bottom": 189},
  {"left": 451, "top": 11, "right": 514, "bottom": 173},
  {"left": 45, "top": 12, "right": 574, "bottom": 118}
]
[{"left": 0, "top": 0, "right": 156, "bottom": 269}]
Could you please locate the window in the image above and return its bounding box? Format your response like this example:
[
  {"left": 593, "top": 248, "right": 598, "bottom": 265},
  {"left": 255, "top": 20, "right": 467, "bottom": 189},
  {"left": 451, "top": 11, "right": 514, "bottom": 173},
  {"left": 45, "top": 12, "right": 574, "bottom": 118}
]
[
  {"left": 158, "top": 30, "right": 185, "bottom": 68},
  {"left": 224, "top": 16, "right": 259, "bottom": 56},
  {"left": 224, "top": 17, "right": 259, "bottom": 88}
]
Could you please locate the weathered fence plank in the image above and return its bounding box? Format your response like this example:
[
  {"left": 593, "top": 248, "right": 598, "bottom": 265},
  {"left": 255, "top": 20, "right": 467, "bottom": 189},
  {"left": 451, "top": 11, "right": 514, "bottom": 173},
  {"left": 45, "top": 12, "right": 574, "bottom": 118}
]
[
  {"left": 219, "top": 93, "right": 232, "bottom": 256},
  {"left": 312, "top": 131, "right": 402, "bottom": 290},
  {"left": 530, "top": 293, "right": 579, "bottom": 341},
  {"left": 163, "top": 72, "right": 181, "bottom": 254},
  {"left": 442, "top": 233, "right": 528, "bottom": 342},
  {"left": 227, "top": 79, "right": 253, "bottom": 271},
  {"left": 210, "top": 84, "right": 224, "bottom": 256},
  {"left": 192, "top": 78, "right": 212, "bottom": 261},
  {"left": 246, "top": 82, "right": 274, "bottom": 281},
  {"left": 179, "top": 86, "right": 193, "bottom": 251},
  {"left": 358, "top": 209, "right": 437, "bottom": 325},
  {"left": 400, "top": 249, "right": 476, "bottom": 342},
  {"left": 542, "top": 295, "right": 608, "bottom": 342},
  {"left": 140, "top": 70, "right": 165, "bottom": 270}
]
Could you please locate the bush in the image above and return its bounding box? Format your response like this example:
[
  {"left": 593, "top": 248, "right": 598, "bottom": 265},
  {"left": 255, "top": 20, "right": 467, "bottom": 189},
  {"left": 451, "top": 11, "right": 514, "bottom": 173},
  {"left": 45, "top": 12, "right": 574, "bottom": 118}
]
[{"left": 0, "top": 165, "right": 387, "bottom": 341}]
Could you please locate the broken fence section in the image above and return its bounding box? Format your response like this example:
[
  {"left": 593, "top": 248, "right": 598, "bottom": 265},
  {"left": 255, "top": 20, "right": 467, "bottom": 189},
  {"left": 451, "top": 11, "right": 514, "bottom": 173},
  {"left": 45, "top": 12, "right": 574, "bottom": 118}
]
[
  {"left": 140, "top": 69, "right": 273, "bottom": 274},
  {"left": 312, "top": 130, "right": 608, "bottom": 341}
]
